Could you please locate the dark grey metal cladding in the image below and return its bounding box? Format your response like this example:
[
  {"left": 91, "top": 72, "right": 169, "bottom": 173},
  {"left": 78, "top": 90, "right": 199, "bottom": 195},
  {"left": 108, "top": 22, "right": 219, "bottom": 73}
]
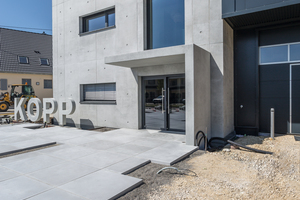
[
  {"left": 259, "top": 64, "right": 290, "bottom": 133},
  {"left": 222, "top": 0, "right": 300, "bottom": 29},
  {"left": 223, "top": 0, "right": 300, "bottom": 16},
  {"left": 260, "top": 25, "right": 300, "bottom": 46},
  {"left": 234, "top": 29, "right": 257, "bottom": 134},
  {"left": 0, "top": 28, "right": 52, "bottom": 75},
  {"left": 234, "top": 24, "right": 300, "bottom": 135}
]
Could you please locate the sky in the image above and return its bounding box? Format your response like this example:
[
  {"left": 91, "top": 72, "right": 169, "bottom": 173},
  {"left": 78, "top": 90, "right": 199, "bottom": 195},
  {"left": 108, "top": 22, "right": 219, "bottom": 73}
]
[{"left": 0, "top": 0, "right": 52, "bottom": 35}]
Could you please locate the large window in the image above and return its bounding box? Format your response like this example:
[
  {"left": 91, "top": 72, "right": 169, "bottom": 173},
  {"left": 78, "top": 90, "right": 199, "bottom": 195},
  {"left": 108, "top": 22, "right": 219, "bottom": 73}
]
[
  {"left": 147, "top": 0, "right": 185, "bottom": 49},
  {"left": 81, "top": 83, "right": 116, "bottom": 104},
  {"left": 260, "top": 42, "right": 300, "bottom": 64},
  {"left": 82, "top": 8, "right": 115, "bottom": 34}
]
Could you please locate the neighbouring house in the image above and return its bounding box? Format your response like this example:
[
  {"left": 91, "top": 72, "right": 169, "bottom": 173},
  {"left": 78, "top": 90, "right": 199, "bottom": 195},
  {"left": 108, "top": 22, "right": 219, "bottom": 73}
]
[
  {"left": 0, "top": 28, "right": 53, "bottom": 101},
  {"left": 52, "top": 0, "right": 300, "bottom": 145}
]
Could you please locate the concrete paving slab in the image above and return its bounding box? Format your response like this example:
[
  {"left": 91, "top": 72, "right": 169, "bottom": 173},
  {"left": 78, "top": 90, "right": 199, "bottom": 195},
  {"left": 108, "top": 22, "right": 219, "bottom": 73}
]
[
  {"left": 105, "top": 157, "right": 150, "bottom": 174},
  {"left": 126, "top": 137, "right": 168, "bottom": 148},
  {"left": 0, "top": 176, "right": 52, "bottom": 200},
  {"left": 90, "top": 134, "right": 139, "bottom": 144},
  {"left": 29, "top": 161, "right": 99, "bottom": 186},
  {"left": 26, "top": 188, "right": 85, "bottom": 200},
  {"left": 79, "top": 140, "right": 123, "bottom": 150},
  {"left": 0, "top": 166, "right": 21, "bottom": 182},
  {"left": 136, "top": 142, "right": 199, "bottom": 165},
  {"left": 0, "top": 151, "right": 42, "bottom": 165},
  {"left": 106, "top": 143, "right": 152, "bottom": 155},
  {"left": 2, "top": 154, "right": 65, "bottom": 174},
  {"left": 39, "top": 145, "right": 98, "bottom": 160},
  {"left": 63, "top": 136, "right": 96, "bottom": 145},
  {"left": 0, "top": 125, "right": 199, "bottom": 199},
  {"left": 74, "top": 151, "right": 130, "bottom": 169},
  {"left": 60, "top": 170, "right": 143, "bottom": 200}
]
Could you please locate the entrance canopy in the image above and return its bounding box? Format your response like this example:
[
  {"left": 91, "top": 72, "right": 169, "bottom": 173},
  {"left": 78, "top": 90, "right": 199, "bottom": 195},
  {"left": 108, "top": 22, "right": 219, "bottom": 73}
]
[{"left": 105, "top": 45, "right": 186, "bottom": 68}]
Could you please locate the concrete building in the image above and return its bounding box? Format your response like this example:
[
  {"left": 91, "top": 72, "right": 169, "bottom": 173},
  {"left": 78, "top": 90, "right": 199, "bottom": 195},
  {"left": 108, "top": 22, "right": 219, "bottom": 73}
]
[
  {"left": 52, "top": 0, "right": 300, "bottom": 145},
  {"left": 0, "top": 28, "right": 53, "bottom": 100}
]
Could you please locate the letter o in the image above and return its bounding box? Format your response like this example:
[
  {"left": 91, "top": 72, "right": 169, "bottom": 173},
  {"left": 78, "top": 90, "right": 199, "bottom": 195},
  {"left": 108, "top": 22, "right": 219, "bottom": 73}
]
[{"left": 27, "top": 98, "right": 42, "bottom": 122}]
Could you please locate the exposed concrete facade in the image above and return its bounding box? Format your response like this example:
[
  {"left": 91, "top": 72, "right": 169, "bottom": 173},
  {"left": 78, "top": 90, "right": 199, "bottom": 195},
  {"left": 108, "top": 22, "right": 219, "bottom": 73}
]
[{"left": 52, "top": 0, "right": 234, "bottom": 145}]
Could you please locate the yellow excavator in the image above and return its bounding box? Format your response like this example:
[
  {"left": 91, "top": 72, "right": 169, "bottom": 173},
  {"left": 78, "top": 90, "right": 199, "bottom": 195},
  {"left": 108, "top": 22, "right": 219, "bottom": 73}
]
[{"left": 0, "top": 84, "right": 36, "bottom": 112}]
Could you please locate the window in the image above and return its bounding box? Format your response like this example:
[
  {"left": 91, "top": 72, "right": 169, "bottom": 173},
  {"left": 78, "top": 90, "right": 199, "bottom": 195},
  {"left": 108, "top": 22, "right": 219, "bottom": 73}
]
[
  {"left": 80, "top": 83, "right": 116, "bottom": 104},
  {"left": 44, "top": 80, "right": 52, "bottom": 89},
  {"left": 0, "top": 79, "right": 7, "bottom": 90},
  {"left": 290, "top": 43, "right": 300, "bottom": 61},
  {"left": 147, "top": 0, "right": 185, "bottom": 49},
  {"left": 40, "top": 58, "right": 50, "bottom": 66},
  {"left": 260, "top": 42, "right": 300, "bottom": 64},
  {"left": 22, "top": 79, "right": 31, "bottom": 86},
  {"left": 82, "top": 8, "right": 115, "bottom": 33},
  {"left": 18, "top": 56, "right": 29, "bottom": 64}
]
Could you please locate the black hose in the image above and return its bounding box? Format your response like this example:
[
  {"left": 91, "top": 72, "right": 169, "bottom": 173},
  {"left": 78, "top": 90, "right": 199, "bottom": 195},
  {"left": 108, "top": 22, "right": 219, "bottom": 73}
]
[{"left": 195, "top": 131, "right": 207, "bottom": 150}]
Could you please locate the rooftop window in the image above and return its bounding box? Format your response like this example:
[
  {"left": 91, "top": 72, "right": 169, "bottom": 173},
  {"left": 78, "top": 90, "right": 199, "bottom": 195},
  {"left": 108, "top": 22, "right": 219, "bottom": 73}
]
[
  {"left": 18, "top": 56, "right": 29, "bottom": 64},
  {"left": 40, "top": 58, "right": 50, "bottom": 66}
]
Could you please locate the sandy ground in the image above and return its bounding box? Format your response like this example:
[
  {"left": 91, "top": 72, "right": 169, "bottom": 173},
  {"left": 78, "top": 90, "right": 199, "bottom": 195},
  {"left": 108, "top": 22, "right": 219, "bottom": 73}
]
[{"left": 118, "top": 135, "right": 300, "bottom": 200}]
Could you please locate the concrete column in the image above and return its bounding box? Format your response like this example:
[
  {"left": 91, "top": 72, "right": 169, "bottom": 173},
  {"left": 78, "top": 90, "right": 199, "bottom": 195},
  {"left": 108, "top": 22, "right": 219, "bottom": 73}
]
[{"left": 185, "top": 45, "right": 211, "bottom": 145}]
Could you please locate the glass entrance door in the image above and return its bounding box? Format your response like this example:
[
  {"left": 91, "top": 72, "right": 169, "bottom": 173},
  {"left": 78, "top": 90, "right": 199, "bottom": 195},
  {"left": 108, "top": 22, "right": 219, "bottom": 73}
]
[
  {"left": 168, "top": 77, "right": 185, "bottom": 131},
  {"left": 143, "top": 75, "right": 185, "bottom": 132},
  {"left": 144, "top": 78, "right": 165, "bottom": 130}
]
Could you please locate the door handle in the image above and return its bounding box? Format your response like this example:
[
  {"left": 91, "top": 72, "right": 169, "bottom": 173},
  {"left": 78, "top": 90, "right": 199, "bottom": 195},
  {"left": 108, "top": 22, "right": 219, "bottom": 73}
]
[
  {"left": 168, "top": 88, "right": 170, "bottom": 114},
  {"left": 161, "top": 88, "right": 165, "bottom": 113}
]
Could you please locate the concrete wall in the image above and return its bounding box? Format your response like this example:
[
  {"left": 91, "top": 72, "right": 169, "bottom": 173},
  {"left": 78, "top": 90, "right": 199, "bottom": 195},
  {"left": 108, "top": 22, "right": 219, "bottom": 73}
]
[
  {"left": 52, "top": 0, "right": 234, "bottom": 142},
  {"left": 0, "top": 72, "right": 53, "bottom": 100},
  {"left": 185, "top": 0, "right": 234, "bottom": 138}
]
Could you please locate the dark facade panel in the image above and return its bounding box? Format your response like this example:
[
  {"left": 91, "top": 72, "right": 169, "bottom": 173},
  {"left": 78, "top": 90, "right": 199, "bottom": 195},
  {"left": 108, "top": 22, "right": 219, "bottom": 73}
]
[
  {"left": 260, "top": 25, "right": 300, "bottom": 46},
  {"left": 234, "top": 29, "right": 257, "bottom": 129}
]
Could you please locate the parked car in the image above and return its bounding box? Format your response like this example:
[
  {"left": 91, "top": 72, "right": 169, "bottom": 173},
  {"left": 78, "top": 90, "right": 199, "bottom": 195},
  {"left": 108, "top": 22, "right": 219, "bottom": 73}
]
[{"left": 153, "top": 95, "right": 162, "bottom": 103}]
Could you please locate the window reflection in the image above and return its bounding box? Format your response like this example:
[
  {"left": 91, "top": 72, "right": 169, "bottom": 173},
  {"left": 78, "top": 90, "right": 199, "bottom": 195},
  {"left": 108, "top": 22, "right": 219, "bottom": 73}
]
[{"left": 147, "top": 0, "right": 185, "bottom": 49}]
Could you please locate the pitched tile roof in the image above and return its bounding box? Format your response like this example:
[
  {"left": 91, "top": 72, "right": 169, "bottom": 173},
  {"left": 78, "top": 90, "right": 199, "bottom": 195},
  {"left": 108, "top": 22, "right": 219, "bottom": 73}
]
[{"left": 0, "top": 28, "right": 52, "bottom": 75}]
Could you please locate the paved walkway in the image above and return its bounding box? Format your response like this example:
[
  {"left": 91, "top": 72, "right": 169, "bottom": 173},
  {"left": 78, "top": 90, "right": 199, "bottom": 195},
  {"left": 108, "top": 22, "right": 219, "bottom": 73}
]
[{"left": 0, "top": 124, "right": 198, "bottom": 200}]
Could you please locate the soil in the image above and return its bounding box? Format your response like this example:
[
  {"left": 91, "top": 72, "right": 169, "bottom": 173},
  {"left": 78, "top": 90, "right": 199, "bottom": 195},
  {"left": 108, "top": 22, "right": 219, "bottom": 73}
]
[{"left": 118, "top": 135, "right": 300, "bottom": 200}]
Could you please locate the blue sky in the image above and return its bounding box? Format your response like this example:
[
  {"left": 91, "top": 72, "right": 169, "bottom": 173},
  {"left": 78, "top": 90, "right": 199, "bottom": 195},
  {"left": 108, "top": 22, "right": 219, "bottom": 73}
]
[{"left": 0, "top": 0, "right": 52, "bottom": 35}]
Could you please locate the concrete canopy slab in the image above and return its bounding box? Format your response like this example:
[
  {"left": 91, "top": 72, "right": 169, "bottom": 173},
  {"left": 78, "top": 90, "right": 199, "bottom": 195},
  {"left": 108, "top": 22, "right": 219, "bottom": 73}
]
[
  {"left": 60, "top": 170, "right": 143, "bottom": 200},
  {"left": 0, "top": 176, "right": 52, "bottom": 200},
  {"left": 105, "top": 45, "right": 187, "bottom": 68}
]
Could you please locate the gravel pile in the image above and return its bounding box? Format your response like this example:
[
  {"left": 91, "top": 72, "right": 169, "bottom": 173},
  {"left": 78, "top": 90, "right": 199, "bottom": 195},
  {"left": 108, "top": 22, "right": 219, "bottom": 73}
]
[{"left": 119, "top": 135, "right": 300, "bottom": 200}]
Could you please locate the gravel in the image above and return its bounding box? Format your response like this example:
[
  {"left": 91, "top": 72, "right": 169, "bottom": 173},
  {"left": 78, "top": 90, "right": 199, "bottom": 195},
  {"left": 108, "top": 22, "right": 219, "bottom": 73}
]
[{"left": 118, "top": 135, "right": 300, "bottom": 200}]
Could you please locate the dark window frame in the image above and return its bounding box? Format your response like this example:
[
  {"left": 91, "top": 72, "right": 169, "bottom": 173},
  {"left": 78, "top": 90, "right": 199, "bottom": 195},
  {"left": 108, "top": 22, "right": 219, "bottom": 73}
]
[
  {"left": 18, "top": 56, "right": 29, "bottom": 64},
  {"left": 40, "top": 58, "right": 50, "bottom": 66},
  {"left": 81, "top": 8, "right": 115, "bottom": 35},
  {"left": 80, "top": 83, "right": 116, "bottom": 104},
  {"left": 44, "top": 80, "right": 52, "bottom": 89}
]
